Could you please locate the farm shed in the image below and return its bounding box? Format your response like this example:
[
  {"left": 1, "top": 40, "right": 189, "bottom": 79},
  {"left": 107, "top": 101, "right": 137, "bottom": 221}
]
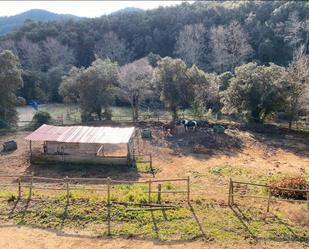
[{"left": 25, "top": 124, "right": 135, "bottom": 166}]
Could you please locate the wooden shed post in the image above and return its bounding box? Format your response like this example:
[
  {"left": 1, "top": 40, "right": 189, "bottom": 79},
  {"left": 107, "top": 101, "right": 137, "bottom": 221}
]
[{"left": 29, "top": 141, "right": 32, "bottom": 157}]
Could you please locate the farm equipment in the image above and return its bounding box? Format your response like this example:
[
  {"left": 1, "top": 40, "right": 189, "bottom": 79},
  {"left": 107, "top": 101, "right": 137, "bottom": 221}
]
[{"left": 2, "top": 140, "right": 17, "bottom": 152}]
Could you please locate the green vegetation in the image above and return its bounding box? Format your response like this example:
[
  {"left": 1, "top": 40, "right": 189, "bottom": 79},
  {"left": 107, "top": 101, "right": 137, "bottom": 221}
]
[
  {"left": 0, "top": 189, "right": 308, "bottom": 242},
  {"left": 1, "top": 1, "right": 308, "bottom": 129}
]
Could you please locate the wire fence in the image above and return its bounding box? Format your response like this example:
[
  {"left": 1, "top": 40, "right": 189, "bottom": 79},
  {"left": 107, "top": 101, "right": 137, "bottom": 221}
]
[{"left": 228, "top": 178, "right": 309, "bottom": 212}]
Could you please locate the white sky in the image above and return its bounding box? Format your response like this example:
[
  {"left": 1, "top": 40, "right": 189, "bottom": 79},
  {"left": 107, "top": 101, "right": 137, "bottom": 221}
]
[{"left": 0, "top": 1, "right": 193, "bottom": 18}]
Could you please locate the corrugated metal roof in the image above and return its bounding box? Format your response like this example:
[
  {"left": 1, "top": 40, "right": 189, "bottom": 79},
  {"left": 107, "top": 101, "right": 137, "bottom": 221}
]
[{"left": 25, "top": 124, "right": 135, "bottom": 144}]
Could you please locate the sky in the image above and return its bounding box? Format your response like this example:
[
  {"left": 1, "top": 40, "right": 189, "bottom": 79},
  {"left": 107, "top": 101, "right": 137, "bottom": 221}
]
[{"left": 0, "top": 1, "right": 193, "bottom": 18}]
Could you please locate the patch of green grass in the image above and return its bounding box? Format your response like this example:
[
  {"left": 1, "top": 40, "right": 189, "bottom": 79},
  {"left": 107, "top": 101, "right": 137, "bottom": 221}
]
[
  {"left": 208, "top": 165, "right": 252, "bottom": 178},
  {"left": 0, "top": 189, "right": 308, "bottom": 243}
]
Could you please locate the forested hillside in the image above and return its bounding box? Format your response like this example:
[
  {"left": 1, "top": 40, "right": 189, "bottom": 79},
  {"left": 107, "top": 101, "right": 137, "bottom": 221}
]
[
  {"left": 0, "top": 9, "right": 80, "bottom": 35},
  {"left": 0, "top": 1, "right": 308, "bottom": 128},
  {"left": 0, "top": 1, "right": 307, "bottom": 103}
]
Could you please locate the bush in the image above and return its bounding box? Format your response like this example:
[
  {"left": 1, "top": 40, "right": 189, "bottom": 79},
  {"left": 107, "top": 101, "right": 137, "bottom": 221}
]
[
  {"left": 102, "top": 108, "right": 112, "bottom": 120},
  {"left": 269, "top": 177, "right": 309, "bottom": 200},
  {"left": 32, "top": 111, "right": 51, "bottom": 127},
  {"left": 0, "top": 119, "right": 9, "bottom": 128},
  {"left": 16, "top": 96, "right": 26, "bottom": 106}
]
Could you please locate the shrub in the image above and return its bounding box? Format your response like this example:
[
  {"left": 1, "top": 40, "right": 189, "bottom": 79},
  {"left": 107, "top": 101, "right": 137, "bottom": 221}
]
[
  {"left": 102, "top": 108, "right": 112, "bottom": 120},
  {"left": 269, "top": 177, "right": 309, "bottom": 200},
  {"left": 16, "top": 96, "right": 26, "bottom": 106},
  {"left": 0, "top": 118, "right": 9, "bottom": 128},
  {"left": 32, "top": 111, "right": 51, "bottom": 127}
]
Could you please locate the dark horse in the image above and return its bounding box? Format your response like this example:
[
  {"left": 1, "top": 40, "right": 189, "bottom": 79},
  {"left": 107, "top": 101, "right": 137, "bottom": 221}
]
[{"left": 181, "top": 119, "right": 198, "bottom": 131}]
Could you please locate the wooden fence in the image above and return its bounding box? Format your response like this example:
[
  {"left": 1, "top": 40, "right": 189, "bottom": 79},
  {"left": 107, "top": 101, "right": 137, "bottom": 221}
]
[
  {"left": 133, "top": 153, "right": 154, "bottom": 174},
  {"left": 228, "top": 178, "right": 309, "bottom": 212},
  {"left": 0, "top": 174, "right": 190, "bottom": 235}
]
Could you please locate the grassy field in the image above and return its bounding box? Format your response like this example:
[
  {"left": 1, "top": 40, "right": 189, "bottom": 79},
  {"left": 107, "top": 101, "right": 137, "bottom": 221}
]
[{"left": 0, "top": 183, "right": 308, "bottom": 243}]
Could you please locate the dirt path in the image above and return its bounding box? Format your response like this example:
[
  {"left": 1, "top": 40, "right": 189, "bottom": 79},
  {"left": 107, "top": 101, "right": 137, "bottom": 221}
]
[{"left": 0, "top": 226, "right": 306, "bottom": 249}]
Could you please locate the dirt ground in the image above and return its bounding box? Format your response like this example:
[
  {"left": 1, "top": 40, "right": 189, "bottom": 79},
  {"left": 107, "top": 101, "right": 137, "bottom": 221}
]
[
  {"left": 0, "top": 226, "right": 307, "bottom": 249},
  {"left": 0, "top": 124, "right": 309, "bottom": 248}
]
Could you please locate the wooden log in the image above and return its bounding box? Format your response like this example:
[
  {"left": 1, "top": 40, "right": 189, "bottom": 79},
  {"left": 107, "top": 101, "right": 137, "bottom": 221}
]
[{"left": 126, "top": 207, "right": 176, "bottom": 211}]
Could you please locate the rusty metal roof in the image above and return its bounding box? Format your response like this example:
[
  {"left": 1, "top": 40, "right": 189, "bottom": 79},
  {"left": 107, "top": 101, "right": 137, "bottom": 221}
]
[{"left": 25, "top": 124, "right": 135, "bottom": 144}]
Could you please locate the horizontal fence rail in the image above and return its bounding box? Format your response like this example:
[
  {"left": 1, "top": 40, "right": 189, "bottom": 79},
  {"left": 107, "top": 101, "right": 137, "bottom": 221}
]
[{"left": 0, "top": 173, "right": 191, "bottom": 235}]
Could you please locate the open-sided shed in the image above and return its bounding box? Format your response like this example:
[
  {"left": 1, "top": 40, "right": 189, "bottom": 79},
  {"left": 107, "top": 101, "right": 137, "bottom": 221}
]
[{"left": 25, "top": 124, "right": 135, "bottom": 166}]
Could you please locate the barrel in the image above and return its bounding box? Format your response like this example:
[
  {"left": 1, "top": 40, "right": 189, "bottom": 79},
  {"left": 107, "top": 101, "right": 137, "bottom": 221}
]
[
  {"left": 141, "top": 129, "right": 152, "bottom": 139},
  {"left": 3, "top": 140, "right": 17, "bottom": 151}
]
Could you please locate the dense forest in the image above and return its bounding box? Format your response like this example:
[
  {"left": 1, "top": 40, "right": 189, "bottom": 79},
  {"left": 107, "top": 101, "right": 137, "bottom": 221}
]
[{"left": 0, "top": 1, "right": 308, "bottom": 127}]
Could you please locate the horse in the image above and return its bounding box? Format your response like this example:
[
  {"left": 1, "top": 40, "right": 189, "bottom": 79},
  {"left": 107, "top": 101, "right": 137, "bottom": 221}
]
[{"left": 181, "top": 119, "right": 198, "bottom": 131}]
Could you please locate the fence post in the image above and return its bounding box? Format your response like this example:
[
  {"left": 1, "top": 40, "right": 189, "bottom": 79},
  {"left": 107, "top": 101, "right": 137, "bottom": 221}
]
[
  {"left": 149, "top": 153, "right": 153, "bottom": 175},
  {"left": 231, "top": 179, "right": 234, "bottom": 206},
  {"left": 107, "top": 177, "right": 111, "bottom": 236},
  {"left": 187, "top": 176, "right": 190, "bottom": 204},
  {"left": 28, "top": 172, "right": 34, "bottom": 201},
  {"left": 267, "top": 188, "right": 272, "bottom": 212},
  {"left": 228, "top": 178, "right": 232, "bottom": 206},
  {"left": 157, "top": 184, "right": 161, "bottom": 204},
  {"left": 307, "top": 191, "right": 309, "bottom": 211},
  {"left": 148, "top": 179, "right": 152, "bottom": 203},
  {"left": 18, "top": 177, "right": 21, "bottom": 199},
  {"left": 65, "top": 176, "right": 69, "bottom": 204}
]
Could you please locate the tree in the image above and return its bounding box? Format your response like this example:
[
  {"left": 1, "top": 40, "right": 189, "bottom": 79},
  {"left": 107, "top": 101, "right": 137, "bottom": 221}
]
[
  {"left": 0, "top": 50, "right": 23, "bottom": 126},
  {"left": 221, "top": 62, "right": 286, "bottom": 123},
  {"left": 210, "top": 21, "right": 253, "bottom": 72},
  {"left": 119, "top": 58, "right": 153, "bottom": 121},
  {"left": 94, "top": 31, "right": 132, "bottom": 65},
  {"left": 42, "top": 37, "right": 75, "bottom": 102},
  {"left": 59, "top": 58, "right": 119, "bottom": 122},
  {"left": 187, "top": 65, "right": 220, "bottom": 117},
  {"left": 153, "top": 57, "right": 192, "bottom": 120},
  {"left": 279, "top": 46, "right": 309, "bottom": 128},
  {"left": 174, "top": 23, "right": 206, "bottom": 68}
]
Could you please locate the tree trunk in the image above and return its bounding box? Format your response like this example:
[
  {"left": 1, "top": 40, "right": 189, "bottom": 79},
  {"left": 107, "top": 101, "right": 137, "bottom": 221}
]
[
  {"left": 289, "top": 120, "right": 292, "bottom": 130},
  {"left": 171, "top": 107, "right": 178, "bottom": 121},
  {"left": 132, "top": 94, "right": 139, "bottom": 122}
]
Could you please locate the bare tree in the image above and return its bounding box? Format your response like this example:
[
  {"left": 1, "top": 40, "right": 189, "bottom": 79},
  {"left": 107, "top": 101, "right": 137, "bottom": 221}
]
[
  {"left": 119, "top": 58, "right": 153, "bottom": 121},
  {"left": 281, "top": 45, "right": 309, "bottom": 128},
  {"left": 43, "top": 37, "right": 75, "bottom": 68},
  {"left": 174, "top": 23, "right": 206, "bottom": 67},
  {"left": 94, "top": 31, "right": 132, "bottom": 65},
  {"left": 210, "top": 21, "right": 253, "bottom": 72}
]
